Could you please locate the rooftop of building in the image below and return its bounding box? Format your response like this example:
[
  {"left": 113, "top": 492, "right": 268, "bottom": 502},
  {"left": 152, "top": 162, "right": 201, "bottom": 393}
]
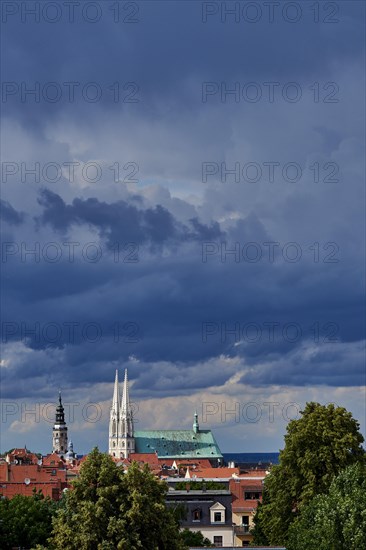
[{"left": 134, "top": 429, "right": 223, "bottom": 459}]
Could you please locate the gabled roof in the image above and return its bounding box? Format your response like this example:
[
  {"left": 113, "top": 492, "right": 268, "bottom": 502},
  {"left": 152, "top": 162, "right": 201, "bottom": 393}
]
[
  {"left": 210, "top": 501, "right": 226, "bottom": 510},
  {"left": 134, "top": 429, "right": 223, "bottom": 459},
  {"left": 43, "top": 453, "right": 65, "bottom": 467}
]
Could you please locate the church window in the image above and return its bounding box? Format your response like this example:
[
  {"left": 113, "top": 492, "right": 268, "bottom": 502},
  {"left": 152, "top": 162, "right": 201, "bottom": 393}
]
[
  {"left": 113, "top": 442, "right": 115, "bottom": 447},
  {"left": 192, "top": 509, "right": 201, "bottom": 522}
]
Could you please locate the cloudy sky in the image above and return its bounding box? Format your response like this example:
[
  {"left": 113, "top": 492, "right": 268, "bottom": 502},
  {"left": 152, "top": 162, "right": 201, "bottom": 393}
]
[{"left": 1, "top": 0, "right": 365, "bottom": 454}]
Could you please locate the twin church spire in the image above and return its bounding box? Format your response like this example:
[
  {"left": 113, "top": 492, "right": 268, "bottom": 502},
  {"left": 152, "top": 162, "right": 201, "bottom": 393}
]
[{"left": 109, "top": 369, "right": 135, "bottom": 458}]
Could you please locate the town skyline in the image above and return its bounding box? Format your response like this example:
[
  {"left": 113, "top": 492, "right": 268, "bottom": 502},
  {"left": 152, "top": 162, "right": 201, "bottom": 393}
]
[{"left": 2, "top": 368, "right": 365, "bottom": 455}]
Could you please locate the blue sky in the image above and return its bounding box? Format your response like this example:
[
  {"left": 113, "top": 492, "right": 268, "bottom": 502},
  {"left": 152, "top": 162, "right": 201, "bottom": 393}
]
[{"left": 1, "top": 0, "right": 365, "bottom": 454}]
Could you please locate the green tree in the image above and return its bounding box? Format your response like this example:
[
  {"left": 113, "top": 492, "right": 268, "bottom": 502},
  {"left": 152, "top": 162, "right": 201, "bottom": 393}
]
[
  {"left": 287, "top": 462, "right": 366, "bottom": 550},
  {"left": 51, "top": 447, "right": 187, "bottom": 550},
  {"left": 252, "top": 402, "right": 365, "bottom": 545},
  {"left": 180, "top": 528, "right": 214, "bottom": 547},
  {"left": 0, "top": 490, "right": 58, "bottom": 549}
]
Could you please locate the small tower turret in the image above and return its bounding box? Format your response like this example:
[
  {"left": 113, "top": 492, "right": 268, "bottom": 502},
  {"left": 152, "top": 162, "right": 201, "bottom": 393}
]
[
  {"left": 65, "top": 440, "right": 76, "bottom": 463},
  {"left": 193, "top": 411, "right": 199, "bottom": 434}
]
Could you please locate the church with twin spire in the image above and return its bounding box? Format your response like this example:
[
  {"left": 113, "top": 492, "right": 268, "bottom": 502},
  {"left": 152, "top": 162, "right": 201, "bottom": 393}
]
[
  {"left": 109, "top": 369, "right": 135, "bottom": 457},
  {"left": 108, "top": 369, "right": 223, "bottom": 465}
]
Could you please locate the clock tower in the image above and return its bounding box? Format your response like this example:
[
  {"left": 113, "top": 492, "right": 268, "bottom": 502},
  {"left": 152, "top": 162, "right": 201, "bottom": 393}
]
[{"left": 52, "top": 392, "right": 68, "bottom": 455}]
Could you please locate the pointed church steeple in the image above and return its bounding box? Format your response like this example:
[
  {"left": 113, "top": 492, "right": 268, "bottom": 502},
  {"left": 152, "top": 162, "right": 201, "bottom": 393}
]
[
  {"left": 120, "top": 369, "right": 134, "bottom": 440},
  {"left": 112, "top": 370, "right": 120, "bottom": 417},
  {"left": 108, "top": 369, "right": 135, "bottom": 459},
  {"left": 109, "top": 370, "right": 120, "bottom": 455},
  {"left": 121, "top": 369, "right": 130, "bottom": 417}
]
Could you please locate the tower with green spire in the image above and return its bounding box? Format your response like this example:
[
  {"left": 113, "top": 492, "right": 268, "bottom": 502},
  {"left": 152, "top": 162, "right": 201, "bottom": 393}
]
[{"left": 193, "top": 411, "right": 199, "bottom": 433}]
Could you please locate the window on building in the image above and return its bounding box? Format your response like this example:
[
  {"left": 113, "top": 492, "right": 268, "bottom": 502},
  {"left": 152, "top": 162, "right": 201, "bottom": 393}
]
[
  {"left": 244, "top": 491, "right": 261, "bottom": 500},
  {"left": 241, "top": 515, "right": 249, "bottom": 531},
  {"left": 214, "top": 511, "right": 222, "bottom": 522},
  {"left": 213, "top": 536, "right": 223, "bottom": 547},
  {"left": 192, "top": 509, "right": 201, "bottom": 522},
  {"left": 51, "top": 469, "right": 56, "bottom": 476}
]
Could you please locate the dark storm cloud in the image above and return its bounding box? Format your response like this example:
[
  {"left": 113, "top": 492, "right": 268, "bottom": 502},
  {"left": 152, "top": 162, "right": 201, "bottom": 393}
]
[
  {"left": 0, "top": 200, "right": 24, "bottom": 225},
  {"left": 2, "top": 198, "right": 365, "bottom": 397},
  {"left": 1, "top": 1, "right": 364, "bottom": 127},
  {"left": 239, "top": 341, "right": 365, "bottom": 388},
  {"left": 1, "top": 0, "right": 365, "bottom": 407},
  {"left": 36, "top": 189, "right": 222, "bottom": 246}
]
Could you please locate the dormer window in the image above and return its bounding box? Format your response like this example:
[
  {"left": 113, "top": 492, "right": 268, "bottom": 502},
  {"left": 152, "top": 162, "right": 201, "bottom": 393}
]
[
  {"left": 210, "top": 502, "right": 226, "bottom": 524},
  {"left": 192, "top": 508, "right": 201, "bottom": 522}
]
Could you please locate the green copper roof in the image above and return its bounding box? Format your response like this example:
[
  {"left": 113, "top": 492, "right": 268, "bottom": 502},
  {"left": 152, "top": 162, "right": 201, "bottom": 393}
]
[{"left": 134, "top": 429, "right": 223, "bottom": 459}]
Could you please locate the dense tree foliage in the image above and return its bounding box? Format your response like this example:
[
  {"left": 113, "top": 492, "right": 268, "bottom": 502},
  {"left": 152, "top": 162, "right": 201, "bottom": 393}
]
[
  {"left": 0, "top": 490, "right": 58, "bottom": 549},
  {"left": 51, "top": 448, "right": 186, "bottom": 550},
  {"left": 252, "top": 402, "right": 365, "bottom": 545},
  {"left": 180, "top": 528, "right": 214, "bottom": 546},
  {"left": 287, "top": 462, "right": 366, "bottom": 549}
]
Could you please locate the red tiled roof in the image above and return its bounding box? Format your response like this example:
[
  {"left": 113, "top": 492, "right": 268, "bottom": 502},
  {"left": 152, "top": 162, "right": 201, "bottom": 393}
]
[
  {"left": 42, "top": 453, "right": 65, "bottom": 467},
  {"left": 130, "top": 452, "right": 159, "bottom": 466},
  {"left": 0, "top": 462, "right": 68, "bottom": 500},
  {"left": 6, "top": 448, "right": 39, "bottom": 465}
]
